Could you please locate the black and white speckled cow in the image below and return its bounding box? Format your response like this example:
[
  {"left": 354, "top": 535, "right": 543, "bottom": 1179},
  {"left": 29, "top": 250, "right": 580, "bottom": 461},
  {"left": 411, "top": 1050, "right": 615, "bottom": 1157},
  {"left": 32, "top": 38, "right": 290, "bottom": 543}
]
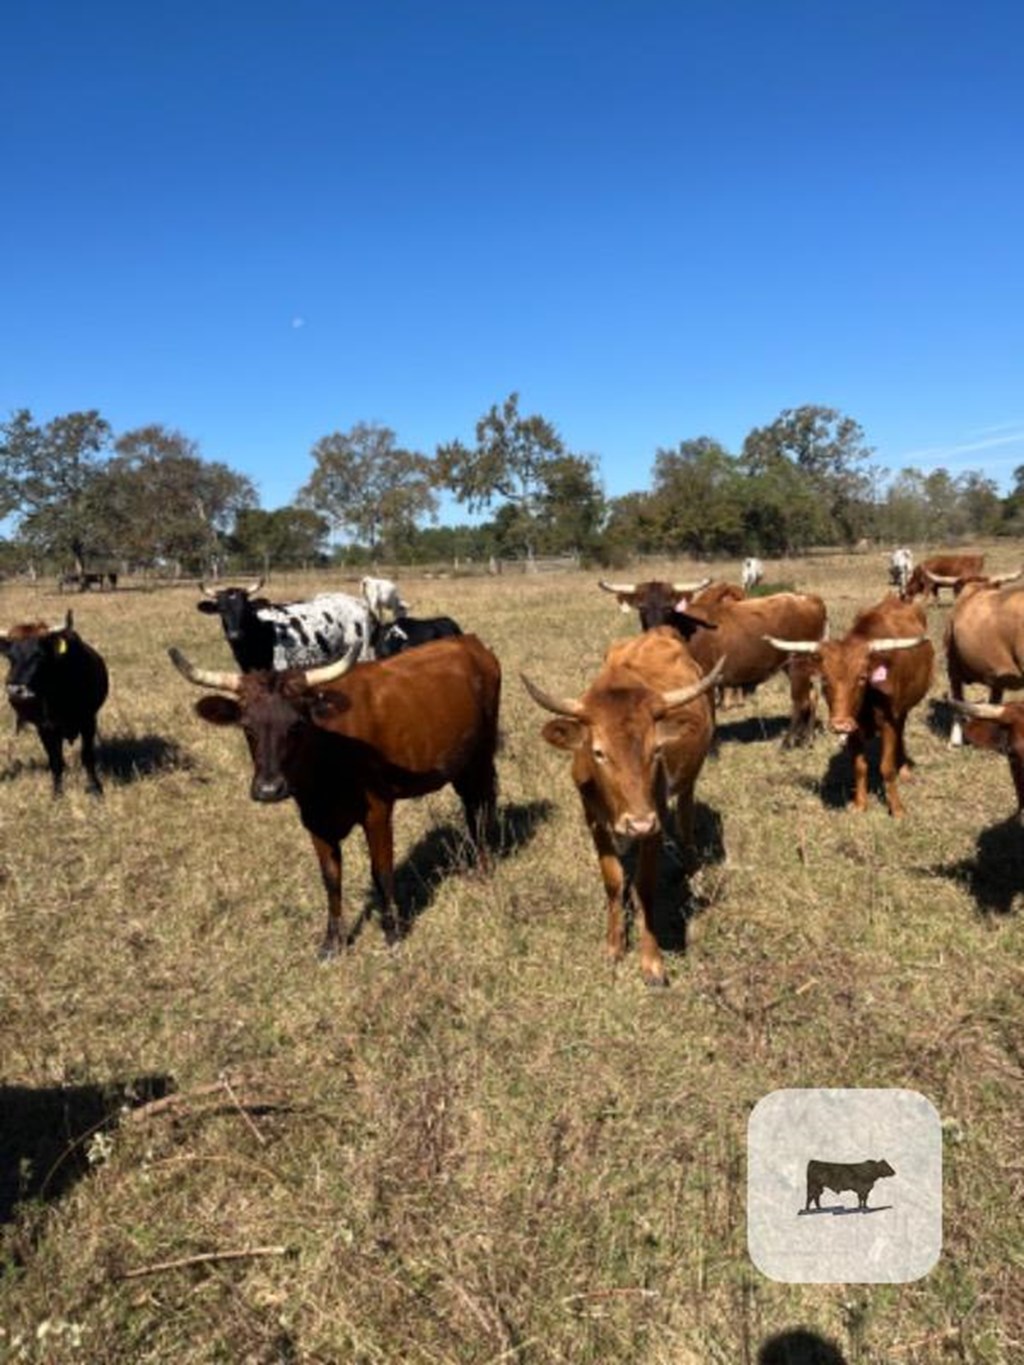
[{"left": 197, "top": 579, "right": 375, "bottom": 672}]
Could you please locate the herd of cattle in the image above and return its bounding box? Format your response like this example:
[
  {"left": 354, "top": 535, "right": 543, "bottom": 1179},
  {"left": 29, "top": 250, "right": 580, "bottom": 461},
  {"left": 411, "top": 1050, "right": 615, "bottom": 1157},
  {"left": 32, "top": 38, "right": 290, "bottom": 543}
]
[{"left": 3, "top": 556, "right": 1023, "bottom": 980}]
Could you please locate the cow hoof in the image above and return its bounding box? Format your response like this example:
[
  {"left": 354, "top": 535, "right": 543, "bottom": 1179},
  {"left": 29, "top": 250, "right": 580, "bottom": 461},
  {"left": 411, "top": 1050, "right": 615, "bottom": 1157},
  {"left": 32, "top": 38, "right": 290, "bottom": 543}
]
[
  {"left": 643, "top": 972, "right": 669, "bottom": 989},
  {"left": 317, "top": 940, "right": 340, "bottom": 963}
]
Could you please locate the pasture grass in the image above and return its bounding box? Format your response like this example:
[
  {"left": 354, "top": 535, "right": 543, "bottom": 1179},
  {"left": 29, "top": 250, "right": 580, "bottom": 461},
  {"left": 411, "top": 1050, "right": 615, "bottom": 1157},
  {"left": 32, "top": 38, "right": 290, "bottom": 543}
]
[{"left": 0, "top": 551, "right": 1022, "bottom": 1363}]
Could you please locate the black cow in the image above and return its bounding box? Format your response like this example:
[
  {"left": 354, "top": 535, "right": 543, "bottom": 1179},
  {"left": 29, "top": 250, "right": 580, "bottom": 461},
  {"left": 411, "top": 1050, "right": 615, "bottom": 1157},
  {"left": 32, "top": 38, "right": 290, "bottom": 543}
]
[
  {"left": 197, "top": 579, "right": 375, "bottom": 672},
  {"left": 805, "top": 1158, "right": 895, "bottom": 1211},
  {"left": 1, "top": 611, "right": 109, "bottom": 795},
  {"left": 373, "top": 614, "right": 463, "bottom": 660}
]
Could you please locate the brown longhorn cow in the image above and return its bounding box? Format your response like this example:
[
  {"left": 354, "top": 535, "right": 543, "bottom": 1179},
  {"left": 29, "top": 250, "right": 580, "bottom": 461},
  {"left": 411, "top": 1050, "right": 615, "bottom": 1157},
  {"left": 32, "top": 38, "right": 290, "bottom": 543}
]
[
  {"left": 767, "top": 597, "right": 933, "bottom": 817},
  {"left": 169, "top": 634, "right": 501, "bottom": 956},
  {"left": 945, "top": 580, "right": 1024, "bottom": 747},
  {"left": 600, "top": 580, "right": 826, "bottom": 746},
  {"left": 522, "top": 628, "right": 722, "bottom": 985},
  {"left": 948, "top": 700, "right": 1024, "bottom": 820},
  {"left": 902, "top": 553, "right": 985, "bottom": 602}
]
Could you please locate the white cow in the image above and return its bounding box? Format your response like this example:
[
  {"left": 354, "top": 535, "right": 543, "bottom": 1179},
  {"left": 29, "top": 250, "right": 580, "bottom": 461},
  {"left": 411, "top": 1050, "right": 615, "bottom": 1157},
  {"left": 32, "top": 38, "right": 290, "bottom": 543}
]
[
  {"left": 741, "top": 557, "right": 764, "bottom": 592},
  {"left": 360, "top": 575, "right": 409, "bottom": 621},
  {"left": 888, "top": 547, "right": 914, "bottom": 596}
]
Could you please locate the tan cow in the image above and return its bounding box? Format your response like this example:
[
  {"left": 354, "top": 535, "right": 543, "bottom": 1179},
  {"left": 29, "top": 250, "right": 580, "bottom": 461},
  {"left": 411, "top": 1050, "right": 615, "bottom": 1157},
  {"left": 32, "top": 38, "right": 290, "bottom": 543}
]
[
  {"left": 948, "top": 700, "right": 1024, "bottom": 820},
  {"left": 946, "top": 580, "right": 1024, "bottom": 746},
  {"left": 522, "top": 628, "right": 721, "bottom": 985},
  {"left": 767, "top": 597, "right": 933, "bottom": 817},
  {"left": 903, "top": 553, "right": 985, "bottom": 602}
]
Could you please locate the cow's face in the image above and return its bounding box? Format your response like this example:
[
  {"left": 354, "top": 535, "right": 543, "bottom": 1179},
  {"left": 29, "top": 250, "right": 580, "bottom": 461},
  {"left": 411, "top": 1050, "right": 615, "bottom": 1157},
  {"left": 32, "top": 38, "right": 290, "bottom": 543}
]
[
  {"left": 542, "top": 691, "right": 688, "bottom": 841},
  {"left": 816, "top": 640, "right": 880, "bottom": 733},
  {"left": 1, "top": 624, "right": 71, "bottom": 704},
  {"left": 194, "top": 673, "right": 319, "bottom": 803},
  {"left": 873, "top": 1160, "right": 895, "bottom": 1177},
  {"left": 197, "top": 587, "right": 258, "bottom": 643}
]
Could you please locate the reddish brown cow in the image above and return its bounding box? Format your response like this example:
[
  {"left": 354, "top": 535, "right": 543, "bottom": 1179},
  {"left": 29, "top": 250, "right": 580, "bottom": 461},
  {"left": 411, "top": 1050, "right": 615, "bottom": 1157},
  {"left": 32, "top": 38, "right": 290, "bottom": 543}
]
[
  {"left": 945, "top": 580, "right": 1024, "bottom": 746},
  {"left": 767, "top": 598, "right": 933, "bottom": 817},
  {"left": 600, "top": 581, "right": 827, "bottom": 746},
  {"left": 522, "top": 628, "right": 722, "bottom": 985},
  {"left": 949, "top": 700, "right": 1024, "bottom": 819},
  {"left": 903, "top": 553, "right": 985, "bottom": 602},
  {"left": 169, "top": 635, "right": 501, "bottom": 956}
]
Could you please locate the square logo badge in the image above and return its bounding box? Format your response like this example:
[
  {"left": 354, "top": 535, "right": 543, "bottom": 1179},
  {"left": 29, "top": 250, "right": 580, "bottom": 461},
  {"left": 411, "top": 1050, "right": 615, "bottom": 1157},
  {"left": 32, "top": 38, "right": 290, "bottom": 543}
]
[{"left": 747, "top": 1088, "right": 942, "bottom": 1283}]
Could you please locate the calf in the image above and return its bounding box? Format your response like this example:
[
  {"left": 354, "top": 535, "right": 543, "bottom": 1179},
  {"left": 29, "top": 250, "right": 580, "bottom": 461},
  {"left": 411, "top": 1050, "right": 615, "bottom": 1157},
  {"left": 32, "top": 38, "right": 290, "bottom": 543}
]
[
  {"left": 949, "top": 699, "right": 1024, "bottom": 819},
  {"left": 888, "top": 547, "right": 913, "bottom": 595},
  {"left": 767, "top": 597, "right": 933, "bottom": 817},
  {"left": 373, "top": 614, "right": 463, "bottom": 659},
  {"left": 522, "top": 628, "right": 722, "bottom": 985},
  {"left": 741, "top": 557, "right": 764, "bottom": 591},
  {"left": 360, "top": 575, "right": 409, "bottom": 620},
  {"left": 197, "top": 579, "right": 375, "bottom": 672},
  {"left": 1, "top": 611, "right": 109, "bottom": 795},
  {"left": 169, "top": 635, "right": 500, "bottom": 954},
  {"left": 805, "top": 1158, "right": 895, "bottom": 1212}
]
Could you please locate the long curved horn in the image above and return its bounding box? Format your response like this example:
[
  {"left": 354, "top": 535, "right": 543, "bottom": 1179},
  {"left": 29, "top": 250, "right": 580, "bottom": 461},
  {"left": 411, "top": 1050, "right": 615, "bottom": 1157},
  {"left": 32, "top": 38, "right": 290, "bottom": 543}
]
[
  {"left": 989, "top": 569, "right": 1024, "bottom": 586},
  {"left": 672, "top": 577, "right": 711, "bottom": 595},
  {"left": 520, "top": 673, "right": 585, "bottom": 718},
  {"left": 198, "top": 581, "right": 218, "bottom": 599},
  {"left": 867, "top": 636, "right": 928, "bottom": 652},
  {"left": 660, "top": 655, "right": 726, "bottom": 708},
  {"left": 301, "top": 640, "right": 361, "bottom": 688},
  {"left": 763, "top": 635, "right": 821, "bottom": 655},
  {"left": 923, "top": 570, "right": 959, "bottom": 585},
  {"left": 948, "top": 699, "right": 1008, "bottom": 722},
  {"left": 247, "top": 577, "right": 265, "bottom": 595},
  {"left": 167, "top": 646, "right": 241, "bottom": 693},
  {"left": 598, "top": 580, "right": 635, "bottom": 596}
]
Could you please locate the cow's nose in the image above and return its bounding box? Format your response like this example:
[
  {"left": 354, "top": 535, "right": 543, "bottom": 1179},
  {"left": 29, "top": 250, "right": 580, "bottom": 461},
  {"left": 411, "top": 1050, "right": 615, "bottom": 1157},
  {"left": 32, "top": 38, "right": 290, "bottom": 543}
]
[
  {"left": 251, "top": 776, "right": 289, "bottom": 803},
  {"left": 622, "top": 813, "right": 658, "bottom": 838},
  {"left": 830, "top": 717, "right": 857, "bottom": 734},
  {"left": 6, "top": 684, "right": 32, "bottom": 701}
]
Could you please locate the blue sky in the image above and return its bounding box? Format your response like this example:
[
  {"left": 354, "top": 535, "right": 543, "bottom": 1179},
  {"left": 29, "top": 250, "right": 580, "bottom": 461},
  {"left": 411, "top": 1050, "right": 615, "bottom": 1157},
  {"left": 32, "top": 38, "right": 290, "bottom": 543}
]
[{"left": 3, "top": 1, "right": 1023, "bottom": 515}]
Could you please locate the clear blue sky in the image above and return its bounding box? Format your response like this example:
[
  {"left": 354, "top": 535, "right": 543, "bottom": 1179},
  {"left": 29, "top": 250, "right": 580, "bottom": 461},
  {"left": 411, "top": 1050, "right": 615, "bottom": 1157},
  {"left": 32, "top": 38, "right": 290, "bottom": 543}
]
[{"left": 3, "top": 1, "right": 1023, "bottom": 514}]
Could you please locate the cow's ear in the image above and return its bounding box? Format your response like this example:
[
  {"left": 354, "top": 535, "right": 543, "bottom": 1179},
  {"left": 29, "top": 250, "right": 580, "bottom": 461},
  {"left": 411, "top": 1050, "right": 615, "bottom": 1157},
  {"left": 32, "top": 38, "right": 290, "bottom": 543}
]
[
  {"left": 195, "top": 695, "right": 242, "bottom": 726},
  {"left": 307, "top": 693, "right": 350, "bottom": 724},
  {"left": 541, "top": 717, "right": 585, "bottom": 750},
  {"left": 196, "top": 600, "right": 220, "bottom": 615},
  {"left": 616, "top": 595, "right": 635, "bottom": 614},
  {"left": 963, "top": 719, "right": 1009, "bottom": 754},
  {"left": 654, "top": 714, "right": 691, "bottom": 748}
]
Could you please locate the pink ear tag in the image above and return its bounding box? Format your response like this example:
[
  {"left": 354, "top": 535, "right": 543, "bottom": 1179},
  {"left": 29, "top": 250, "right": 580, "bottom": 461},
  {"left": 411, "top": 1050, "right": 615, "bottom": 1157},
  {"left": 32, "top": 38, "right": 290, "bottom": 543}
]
[
  {"left": 674, "top": 598, "right": 690, "bottom": 612},
  {"left": 870, "top": 663, "right": 888, "bottom": 683}
]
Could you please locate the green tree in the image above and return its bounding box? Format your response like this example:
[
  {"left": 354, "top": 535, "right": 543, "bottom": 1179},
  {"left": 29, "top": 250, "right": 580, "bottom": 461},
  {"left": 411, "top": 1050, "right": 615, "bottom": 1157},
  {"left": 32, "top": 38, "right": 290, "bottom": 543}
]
[
  {"left": 436, "top": 393, "right": 568, "bottom": 560},
  {"left": 300, "top": 423, "right": 437, "bottom": 560},
  {"left": 0, "top": 408, "right": 113, "bottom": 569},
  {"left": 535, "top": 454, "right": 605, "bottom": 554},
  {"left": 651, "top": 437, "right": 745, "bottom": 556},
  {"left": 742, "top": 405, "right": 875, "bottom": 545},
  {"left": 230, "top": 506, "right": 330, "bottom": 571}
]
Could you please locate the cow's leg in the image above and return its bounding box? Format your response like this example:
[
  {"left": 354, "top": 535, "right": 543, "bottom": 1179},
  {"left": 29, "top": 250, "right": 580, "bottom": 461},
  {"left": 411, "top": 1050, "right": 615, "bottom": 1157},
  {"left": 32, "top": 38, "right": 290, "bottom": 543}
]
[
  {"left": 80, "top": 717, "right": 103, "bottom": 796},
  {"left": 455, "top": 758, "right": 498, "bottom": 871},
  {"left": 590, "top": 824, "right": 627, "bottom": 964},
  {"left": 948, "top": 647, "right": 967, "bottom": 746},
  {"left": 38, "top": 727, "right": 65, "bottom": 797},
  {"left": 672, "top": 787, "right": 699, "bottom": 876},
  {"left": 1009, "top": 746, "right": 1024, "bottom": 821},
  {"left": 848, "top": 733, "right": 869, "bottom": 812},
  {"left": 633, "top": 835, "right": 666, "bottom": 986},
  {"left": 310, "top": 832, "right": 345, "bottom": 959},
  {"left": 879, "top": 722, "right": 906, "bottom": 818},
  {"left": 782, "top": 658, "right": 818, "bottom": 749},
  {"left": 363, "top": 797, "right": 399, "bottom": 940}
]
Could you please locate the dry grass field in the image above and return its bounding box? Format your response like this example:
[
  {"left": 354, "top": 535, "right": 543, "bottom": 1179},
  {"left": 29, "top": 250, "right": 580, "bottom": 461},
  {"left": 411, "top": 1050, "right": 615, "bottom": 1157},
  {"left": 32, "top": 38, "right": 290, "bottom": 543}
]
[{"left": 1, "top": 551, "right": 1022, "bottom": 1364}]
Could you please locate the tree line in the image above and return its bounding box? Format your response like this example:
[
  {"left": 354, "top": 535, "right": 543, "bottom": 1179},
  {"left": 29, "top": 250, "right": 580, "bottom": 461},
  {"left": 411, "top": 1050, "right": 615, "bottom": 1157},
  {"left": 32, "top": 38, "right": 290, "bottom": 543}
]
[{"left": 1, "top": 397, "right": 1022, "bottom": 578}]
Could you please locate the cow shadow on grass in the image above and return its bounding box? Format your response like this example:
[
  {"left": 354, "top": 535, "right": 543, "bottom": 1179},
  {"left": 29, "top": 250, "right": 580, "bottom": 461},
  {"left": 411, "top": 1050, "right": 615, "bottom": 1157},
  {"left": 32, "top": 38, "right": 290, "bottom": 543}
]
[
  {"left": 0, "top": 1075, "right": 173, "bottom": 1262},
  {"left": 714, "top": 713, "right": 792, "bottom": 746},
  {"left": 758, "top": 1329, "right": 848, "bottom": 1364},
  {"left": 346, "top": 798, "right": 555, "bottom": 945},
  {"left": 796, "top": 740, "right": 899, "bottom": 811},
  {"left": 620, "top": 801, "right": 726, "bottom": 954},
  {"left": 926, "top": 815, "right": 1024, "bottom": 916},
  {"left": 1, "top": 733, "right": 197, "bottom": 789},
  {"left": 797, "top": 1205, "right": 892, "bottom": 1216}
]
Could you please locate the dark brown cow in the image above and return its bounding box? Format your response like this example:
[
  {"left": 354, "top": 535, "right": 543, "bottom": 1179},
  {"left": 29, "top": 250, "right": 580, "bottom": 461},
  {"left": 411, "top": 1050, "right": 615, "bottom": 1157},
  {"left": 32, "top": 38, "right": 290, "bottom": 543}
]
[
  {"left": 949, "top": 700, "right": 1024, "bottom": 819},
  {"left": 600, "top": 580, "right": 827, "bottom": 746},
  {"left": 522, "top": 628, "right": 722, "bottom": 985},
  {"left": 169, "top": 634, "right": 501, "bottom": 955},
  {"left": 946, "top": 580, "right": 1024, "bottom": 747},
  {"left": 767, "top": 598, "right": 933, "bottom": 817},
  {"left": 805, "top": 1159, "right": 895, "bottom": 1212},
  {"left": 1, "top": 612, "right": 109, "bottom": 795},
  {"left": 903, "top": 553, "right": 985, "bottom": 601}
]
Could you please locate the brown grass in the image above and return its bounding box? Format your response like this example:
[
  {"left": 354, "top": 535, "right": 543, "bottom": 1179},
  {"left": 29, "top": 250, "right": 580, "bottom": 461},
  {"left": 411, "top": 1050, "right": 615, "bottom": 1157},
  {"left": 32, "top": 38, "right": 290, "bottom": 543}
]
[{"left": 0, "top": 552, "right": 1022, "bottom": 1363}]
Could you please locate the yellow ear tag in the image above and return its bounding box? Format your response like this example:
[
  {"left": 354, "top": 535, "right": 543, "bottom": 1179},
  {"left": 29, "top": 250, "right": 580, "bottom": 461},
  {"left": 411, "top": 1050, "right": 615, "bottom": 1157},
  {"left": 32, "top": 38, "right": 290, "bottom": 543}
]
[{"left": 56, "top": 638, "right": 68, "bottom": 656}]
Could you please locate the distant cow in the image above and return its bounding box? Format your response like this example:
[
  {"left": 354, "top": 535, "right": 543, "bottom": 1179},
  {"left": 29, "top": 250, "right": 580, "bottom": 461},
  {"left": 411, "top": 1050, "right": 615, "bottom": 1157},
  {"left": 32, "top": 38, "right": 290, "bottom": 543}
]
[
  {"left": 360, "top": 575, "right": 409, "bottom": 621},
  {"left": 522, "top": 629, "right": 722, "bottom": 985},
  {"left": 1, "top": 611, "right": 109, "bottom": 796},
  {"left": 373, "top": 614, "right": 463, "bottom": 659},
  {"left": 805, "top": 1159, "right": 895, "bottom": 1212},
  {"left": 888, "top": 547, "right": 913, "bottom": 595},
  {"left": 903, "top": 553, "right": 985, "bottom": 602},
  {"left": 58, "top": 570, "right": 117, "bottom": 593},
  {"left": 946, "top": 580, "right": 1024, "bottom": 747},
  {"left": 767, "top": 596, "right": 933, "bottom": 817},
  {"left": 741, "top": 557, "right": 764, "bottom": 591},
  {"left": 169, "top": 635, "right": 500, "bottom": 954},
  {"left": 600, "top": 580, "right": 827, "bottom": 746},
  {"left": 197, "top": 579, "right": 375, "bottom": 672}
]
